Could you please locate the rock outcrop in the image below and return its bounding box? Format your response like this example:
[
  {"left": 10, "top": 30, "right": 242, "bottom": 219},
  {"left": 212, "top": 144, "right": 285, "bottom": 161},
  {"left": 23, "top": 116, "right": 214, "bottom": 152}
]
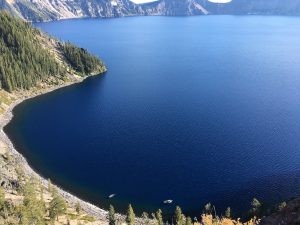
[{"left": 260, "top": 198, "right": 300, "bottom": 225}]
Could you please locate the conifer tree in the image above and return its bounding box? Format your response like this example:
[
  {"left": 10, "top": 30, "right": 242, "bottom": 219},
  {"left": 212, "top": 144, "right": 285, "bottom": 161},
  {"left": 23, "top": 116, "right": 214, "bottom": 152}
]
[
  {"left": 0, "top": 187, "right": 4, "bottom": 210},
  {"left": 155, "top": 209, "right": 163, "bottom": 225},
  {"left": 174, "top": 206, "right": 184, "bottom": 225},
  {"left": 20, "top": 180, "right": 45, "bottom": 225},
  {"left": 225, "top": 207, "right": 231, "bottom": 218},
  {"left": 249, "top": 198, "right": 262, "bottom": 217},
  {"left": 278, "top": 202, "right": 287, "bottom": 211},
  {"left": 204, "top": 203, "right": 212, "bottom": 214},
  {"left": 251, "top": 198, "right": 261, "bottom": 210},
  {"left": 75, "top": 202, "right": 81, "bottom": 215},
  {"left": 126, "top": 204, "right": 135, "bottom": 225},
  {"left": 49, "top": 191, "right": 67, "bottom": 221},
  {"left": 48, "top": 179, "right": 53, "bottom": 193},
  {"left": 142, "top": 212, "right": 150, "bottom": 225},
  {"left": 108, "top": 205, "right": 116, "bottom": 225},
  {"left": 186, "top": 217, "right": 193, "bottom": 225}
]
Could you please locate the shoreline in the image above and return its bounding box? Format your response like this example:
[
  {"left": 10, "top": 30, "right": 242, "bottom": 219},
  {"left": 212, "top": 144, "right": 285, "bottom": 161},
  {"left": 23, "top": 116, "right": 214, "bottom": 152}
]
[{"left": 0, "top": 75, "right": 108, "bottom": 221}]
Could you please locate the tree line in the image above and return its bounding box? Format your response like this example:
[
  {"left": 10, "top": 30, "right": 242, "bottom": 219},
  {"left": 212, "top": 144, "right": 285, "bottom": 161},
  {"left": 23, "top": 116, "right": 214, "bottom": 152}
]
[
  {"left": 0, "top": 178, "right": 287, "bottom": 225},
  {"left": 107, "top": 196, "right": 288, "bottom": 225}
]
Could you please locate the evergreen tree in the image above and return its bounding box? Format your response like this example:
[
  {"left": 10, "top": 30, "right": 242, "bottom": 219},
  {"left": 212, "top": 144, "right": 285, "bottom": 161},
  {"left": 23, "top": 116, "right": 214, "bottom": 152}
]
[
  {"left": 154, "top": 209, "right": 163, "bottom": 225},
  {"left": 126, "top": 204, "right": 135, "bottom": 225},
  {"left": 1, "top": 200, "right": 16, "bottom": 223},
  {"left": 225, "top": 207, "right": 231, "bottom": 218},
  {"left": 49, "top": 191, "right": 67, "bottom": 221},
  {"left": 20, "top": 180, "right": 45, "bottom": 225},
  {"left": 174, "top": 206, "right": 184, "bottom": 225},
  {"left": 248, "top": 198, "right": 262, "bottom": 218},
  {"left": 186, "top": 217, "right": 193, "bottom": 225},
  {"left": 0, "top": 187, "right": 4, "bottom": 210},
  {"left": 39, "top": 183, "right": 46, "bottom": 214},
  {"left": 142, "top": 212, "right": 150, "bottom": 225},
  {"left": 75, "top": 202, "right": 81, "bottom": 215},
  {"left": 48, "top": 179, "right": 53, "bottom": 194},
  {"left": 204, "top": 203, "right": 212, "bottom": 214},
  {"left": 251, "top": 198, "right": 261, "bottom": 210},
  {"left": 108, "top": 205, "right": 116, "bottom": 225},
  {"left": 278, "top": 202, "right": 287, "bottom": 211}
]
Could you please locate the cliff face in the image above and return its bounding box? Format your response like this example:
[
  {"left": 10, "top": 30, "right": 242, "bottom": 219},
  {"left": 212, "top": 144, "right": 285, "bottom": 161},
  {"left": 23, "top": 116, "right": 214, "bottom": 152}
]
[
  {"left": 2, "top": 0, "right": 300, "bottom": 22},
  {"left": 0, "top": 0, "right": 209, "bottom": 22},
  {"left": 199, "top": 0, "right": 300, "bottom": 15},
  {"left": 0, "top": 0, "right": 142, "bottom": 21},
  {"left": 139, "top": 0, "right": 209, "bottom": 16}
]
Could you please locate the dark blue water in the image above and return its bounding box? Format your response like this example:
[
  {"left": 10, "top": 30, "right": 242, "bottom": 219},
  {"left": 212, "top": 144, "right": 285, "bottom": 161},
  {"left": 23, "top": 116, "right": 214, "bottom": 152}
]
[{"left": 6, "top": 16, "right": 300, "bottom": 216}]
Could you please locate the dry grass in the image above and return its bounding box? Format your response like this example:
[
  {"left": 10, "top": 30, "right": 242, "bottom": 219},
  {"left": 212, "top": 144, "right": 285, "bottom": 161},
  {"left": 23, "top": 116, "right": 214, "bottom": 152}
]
[{"left": 0, "top": 90, "right": 15, "bottom": 114}]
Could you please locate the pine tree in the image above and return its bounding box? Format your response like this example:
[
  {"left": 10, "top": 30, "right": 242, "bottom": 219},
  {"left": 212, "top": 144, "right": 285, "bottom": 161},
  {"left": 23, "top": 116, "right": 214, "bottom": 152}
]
[
  {"left": 174, "top": 206, "right": 184, "bottom": 225},
  {"left": 186, "top": 217, "right": 193, "bottom": 225},
  {"left": 204, "top": 203, "right": 212, "bottom": 214},
  {"left": 278, "top": 202, "right": 287, "bottom": 211},
  {"left": 126, "top": 204, "right": 135, "bottom": 225},
  {"left": 20, "top": 180, "right": 45, "bottom": 225},
  {"left": 250, "top": 198, "right": 262, "bottom": 217},
  {"left": 48, "top": 179, "right": 53, "bottom": 193},
  {"left": 0, "top": 187, "right": 5, "bottom": 210},
  {"left": 0, "top": 187, "right": 7, "bottom": 221},
  {"left": 49, "top": 191, "right": 67, "bottom": 221},
  {"left": 225, "top": 207, "right": 231, "bottom": 218},
  {"left": 108, "top": 205, "right": 116, "bottom": 225},
  {"left": 142, "top": 212, "right": 150, "bottom": 225},
  {"left": 251, "top": 198, "right": 261, "bottom": 210},
  {"left": 75, "top": 202, "right": 81, "bottom": 215},
  {"left": 155, "top": 209, "right": 163, "bottom": 225}
]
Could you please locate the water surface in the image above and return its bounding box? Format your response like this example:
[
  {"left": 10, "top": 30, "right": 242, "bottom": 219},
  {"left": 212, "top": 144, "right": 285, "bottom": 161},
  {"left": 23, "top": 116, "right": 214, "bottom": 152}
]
[{"left": 6, "top": 16, "right": 300, "bottom": 216}]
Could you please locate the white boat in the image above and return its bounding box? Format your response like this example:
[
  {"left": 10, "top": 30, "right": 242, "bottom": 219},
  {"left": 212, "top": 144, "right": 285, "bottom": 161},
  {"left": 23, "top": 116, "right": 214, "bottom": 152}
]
[
  {"left": 109, "top": 194, "right": 116, "bottom": 198},
  {"left": 163, "top": 200, "right": 173, "bottom": 204}
]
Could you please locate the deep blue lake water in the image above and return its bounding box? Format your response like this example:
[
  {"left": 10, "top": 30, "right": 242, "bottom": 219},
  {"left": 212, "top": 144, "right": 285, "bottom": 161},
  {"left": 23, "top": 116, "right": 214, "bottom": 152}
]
[{"left": 5, "top": 16, "right": 300, "bottom": 217}]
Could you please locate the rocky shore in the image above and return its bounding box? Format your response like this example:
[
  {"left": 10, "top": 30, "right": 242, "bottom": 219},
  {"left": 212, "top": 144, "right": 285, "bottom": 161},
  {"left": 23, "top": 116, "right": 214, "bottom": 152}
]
[{"left": 0, "top": 75, "right": 110, "bottom": 223}]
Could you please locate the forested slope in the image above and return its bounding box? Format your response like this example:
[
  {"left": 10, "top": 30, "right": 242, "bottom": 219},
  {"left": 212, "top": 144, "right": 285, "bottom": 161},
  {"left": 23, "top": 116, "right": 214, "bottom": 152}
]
[{"left": 0, "top": 11, "right": 106, "bottom": 92}]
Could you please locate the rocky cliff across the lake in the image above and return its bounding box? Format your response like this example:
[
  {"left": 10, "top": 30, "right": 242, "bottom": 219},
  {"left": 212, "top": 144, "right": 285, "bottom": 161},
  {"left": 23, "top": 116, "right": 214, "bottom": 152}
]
[{"left": 1, "top": 0, "right": 300, "bottom": 22}]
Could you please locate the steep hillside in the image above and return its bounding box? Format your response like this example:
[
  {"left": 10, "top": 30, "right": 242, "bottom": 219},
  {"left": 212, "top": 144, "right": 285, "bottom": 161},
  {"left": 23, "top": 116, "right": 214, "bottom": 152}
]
[
  {"left": 1, "top": 0, "right": 208, "bottom": 21},
  {"left": 139, "top": 0, "right": 209, "bottom": 16},
  {"left": 200, "top": 0, "right": 300, "bottom": 15},
  {"left": 260, "top": 198, "right": 300, "bottom": 225},
  {"left": 0, "top": 0, "right": 145, "bottom": 21},
  {"left": 0, "top": 11, "right": 106, "bottom": 92}
]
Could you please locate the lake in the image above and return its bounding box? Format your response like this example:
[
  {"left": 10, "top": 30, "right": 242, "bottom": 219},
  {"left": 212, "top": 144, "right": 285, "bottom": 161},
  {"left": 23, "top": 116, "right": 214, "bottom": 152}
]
[{"left": 5, "top": 16, "right": 300, "bottom": 217}]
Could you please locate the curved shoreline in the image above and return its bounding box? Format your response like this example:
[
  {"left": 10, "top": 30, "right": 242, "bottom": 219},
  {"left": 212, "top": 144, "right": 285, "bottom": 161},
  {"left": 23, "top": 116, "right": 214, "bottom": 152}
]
[{"left": 0, "top": 76, "right": 108, "bottom": 221}]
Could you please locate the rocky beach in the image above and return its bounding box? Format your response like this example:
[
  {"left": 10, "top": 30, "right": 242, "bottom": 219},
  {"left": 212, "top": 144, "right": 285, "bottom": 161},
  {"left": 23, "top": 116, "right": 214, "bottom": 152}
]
[{"left": 0, "top": 76, "right": 111, "bottom": 224}]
